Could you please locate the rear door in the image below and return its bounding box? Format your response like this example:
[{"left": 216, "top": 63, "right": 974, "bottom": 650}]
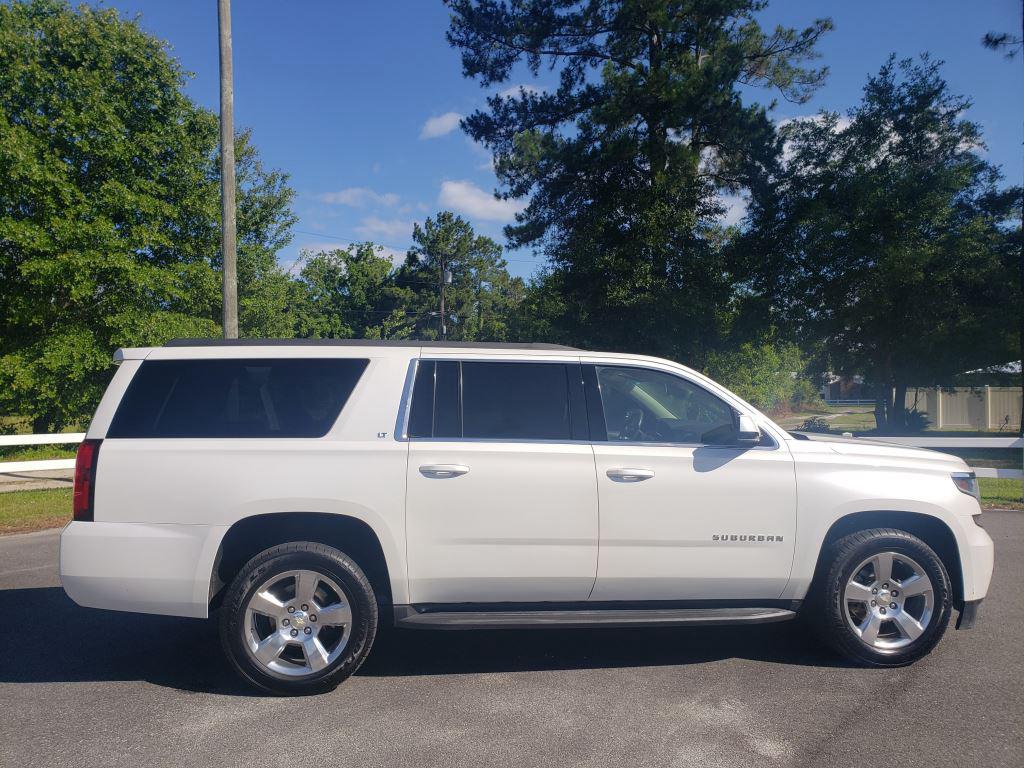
[{"left": 404, "top": 358, "right": 599, "bottom": 603}]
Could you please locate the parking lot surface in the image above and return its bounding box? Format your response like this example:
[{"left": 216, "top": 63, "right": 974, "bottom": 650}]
[{"left": 1, "top": 511, "right": 1021, "bottom": 768}]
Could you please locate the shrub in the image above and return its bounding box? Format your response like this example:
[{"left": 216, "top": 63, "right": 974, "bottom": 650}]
[
  {"left": 705, "top": 341, "right": 823, "bottom": 414},
  {"left": 903, "top": 409, "right": 931, "bottom": 433}
]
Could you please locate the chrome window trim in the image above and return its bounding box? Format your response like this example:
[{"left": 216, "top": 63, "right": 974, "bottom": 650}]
[
  {"left": 394, "top": 358, "right": 420, "bottom": 442},
  {"left": 396, "top": 357, "right": 778, "bottom": 450},
  {"left": 399, "top": 357, "right": 581, "bottom": 442}
]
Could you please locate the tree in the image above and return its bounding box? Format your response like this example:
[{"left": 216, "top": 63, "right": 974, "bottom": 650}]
[
  {"left": 447, "top": 0, "right": 831, "bottom": 362},
  {"left": 704, "top": 339, "right": 820, "bottom": 413},
  {"left": 233, "top": 129, "right": 298, "bottom": 338},
  {"left": 981, "top": 32, "right": 1023, "bottom": 60},
  {"left": 398, "top": 211, "right": 524, "bottom": 341},
  {"left": 736, "top": 56, "right": 1022, "bottom": 430},
  {"left": 0, "top": 0, "right": 297, "bottom": 430},
  {"left": 294, "top": 243, "right": 414, "bottom": 340}
]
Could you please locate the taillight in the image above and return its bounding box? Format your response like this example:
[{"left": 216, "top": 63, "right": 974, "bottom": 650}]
[{"left": 73, "top": 439, "right": 102, "bottom": 522}]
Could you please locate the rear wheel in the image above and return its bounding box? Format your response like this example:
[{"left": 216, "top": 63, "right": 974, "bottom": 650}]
[
  {"left": 816, "top": 528, "right": 952, "bottom": 667},
  {"left": 219, "top": 542, "right": 377, "bottom": 695}
]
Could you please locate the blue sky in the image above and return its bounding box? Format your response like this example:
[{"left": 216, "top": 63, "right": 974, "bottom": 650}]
[{"left": 103, "top": 0, "right": 1024, "bottom": 278}]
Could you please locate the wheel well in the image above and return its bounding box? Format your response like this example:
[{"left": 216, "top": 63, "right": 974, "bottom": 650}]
[
  {"left": 210, "top": 512, "right": 392, "bottom": 610},
  {"left": 809, "top": 511, "right": 964, "bottom": 607}
]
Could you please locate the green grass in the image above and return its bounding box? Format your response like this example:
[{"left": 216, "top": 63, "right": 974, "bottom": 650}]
[
  {"left": 0, "top": 488, "right": 72, "bottom": 534},
  {"left": 823, "top": 410, "right": 877, "bottom": 433},
  {"left": 979, "top": 478, "right": 1024, "bottom": 510},
  {"left": 0, "top": 444, "right": 78, "bottom": 462}
]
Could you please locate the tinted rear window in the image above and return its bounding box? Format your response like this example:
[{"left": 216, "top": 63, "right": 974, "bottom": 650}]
[
  {"left": 462, "top": 362, "right": 571, "bottom": 440},
  {"left": 108, "top": 358, "right": 368, "bottom": 438},
  {"left": 406, "top": 360, "right": 463, "bottom": 439}
]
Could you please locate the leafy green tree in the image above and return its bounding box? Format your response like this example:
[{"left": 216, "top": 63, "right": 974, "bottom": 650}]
[
  {"left": 234, "top": 130, "right": 298, "bottom": 338},
  {"left": 704, "top": 339, "right": 821, "bottom": 414},
  {"left": 0, "top": 0, "right": 296, "bottom": 430},
  {"left": 398, "top": 211, "right": 524, "bottom": 341},
  {"left": 736, "top": 56, "right": 1021, "bottom": 430},
  {"left": 447, "top": 0, "right": 831, "bottom": 362},
  {"left": 294, "top": 243, "right": 414, "bottom": 340}
]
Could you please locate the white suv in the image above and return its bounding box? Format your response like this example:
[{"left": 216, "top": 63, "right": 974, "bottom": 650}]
[{"left": 60, "top": 340, "right": 994, "bottom": 694}]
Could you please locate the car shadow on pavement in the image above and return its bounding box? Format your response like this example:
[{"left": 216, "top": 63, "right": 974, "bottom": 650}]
[
  {"left": 0, "top": 587, "right": 853, "bottom": 695},
  {"left": 0, "top": 587, "right": 256, "bottom": 695},
  {"left": 360, "top": 620, "right": 853, "bottom": 678}
]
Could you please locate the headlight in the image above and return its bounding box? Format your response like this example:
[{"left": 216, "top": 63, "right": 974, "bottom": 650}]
[{"left": 952, "top": 472, "right": 980, "bottom": 500}]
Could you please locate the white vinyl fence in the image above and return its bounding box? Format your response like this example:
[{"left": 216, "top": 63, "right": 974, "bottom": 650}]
[
  {"left": 0, "top": 433, "right": 84, "bottom": 474},
  {"left": 1, "top": 433, "right": 1021, "bottom": 479}
]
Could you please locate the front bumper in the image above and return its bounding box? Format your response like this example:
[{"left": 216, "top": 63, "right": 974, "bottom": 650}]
[{"left": 959, "top": 516, "right": 994, "bottom": 603}]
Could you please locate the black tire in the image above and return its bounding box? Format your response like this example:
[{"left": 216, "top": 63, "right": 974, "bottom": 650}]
[
  {"left": 815, "top": 528, "right": 952, "bottom": 667},
  {"left": 219, "top": 541, "right": 377, "bottom": 695}
]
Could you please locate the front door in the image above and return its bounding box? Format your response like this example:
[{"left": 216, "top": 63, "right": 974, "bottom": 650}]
[
  {"left": 405, "top": 358, "right": 598, "bottom": 604},
  {"left": 586, "top": 363, "right": 797, "bottom": 601}
]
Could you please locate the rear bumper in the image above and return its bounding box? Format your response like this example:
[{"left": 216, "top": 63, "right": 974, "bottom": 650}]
[{"left": 59, "top": 521, "right": 227, "bottom": 618}]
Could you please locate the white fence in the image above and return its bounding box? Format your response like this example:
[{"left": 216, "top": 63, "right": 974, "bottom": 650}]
[
  {"left": 0, "top": 433, "right": 84, "bottom": 474},
  {"left": 1, "top": 432, "right": 1021, "bottom": 479},
  {"left": 905, "top": 387, "right": 1022, "bottom": 431}
]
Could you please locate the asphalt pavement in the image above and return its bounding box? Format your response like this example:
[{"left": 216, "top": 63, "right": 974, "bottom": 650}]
[{"left": 1, "top": 512, "right": 1021, "bottom": 768}]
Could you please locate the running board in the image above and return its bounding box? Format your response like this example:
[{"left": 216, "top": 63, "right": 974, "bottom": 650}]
[{"left": 393, "top": 605, "right": 797, "bottom": 630}]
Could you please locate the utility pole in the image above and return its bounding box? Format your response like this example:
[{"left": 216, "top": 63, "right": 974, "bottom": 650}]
[
  {"left": 439, "top": 252, "right": 449, "bottom": 340},
  {"left": 218, "top": 0, "right": 238, "bottom": 338}
]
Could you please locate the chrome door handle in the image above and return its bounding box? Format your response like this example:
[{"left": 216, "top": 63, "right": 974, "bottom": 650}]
[
  {"left": 419, "top": 464, "right": 470, "bottom": 479},
  {"left": 606, "top": 468, "right": 655, "bottom": 483}
]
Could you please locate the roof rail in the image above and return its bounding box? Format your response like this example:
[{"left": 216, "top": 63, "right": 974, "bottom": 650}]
[{"left": 162, "top": 338, "right": 579, "bottom": 351}]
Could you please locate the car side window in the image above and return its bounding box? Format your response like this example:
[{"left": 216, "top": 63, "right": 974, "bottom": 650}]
[
  {"left": 462, "top": 361, "right": 571, "bottom": 440},
  {"left": 407, "top": 360, "right": 582, "bottom": 441},
  {"left": 593, "top": 366, "right": 736, "bottom": 445},
  {"left": 107, "top": 358, "right": 368, "bottom": 438}
]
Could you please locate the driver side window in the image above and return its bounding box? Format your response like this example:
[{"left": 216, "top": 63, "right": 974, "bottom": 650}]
[{"left": 594, "top": 366, "right": 736, "bottom": 445}]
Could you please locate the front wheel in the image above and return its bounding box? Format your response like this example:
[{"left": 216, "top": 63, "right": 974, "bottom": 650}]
[
  {"left": 816, "top": 528, "right": 952, "bottom": 667},
  {"left": 219, "top": 542, "right": 378, "bottom": 695}
]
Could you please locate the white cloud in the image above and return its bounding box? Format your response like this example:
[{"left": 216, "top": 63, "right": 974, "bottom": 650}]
[
  {"left": 355, "top": 216, "right": 414, "bottom": 240},
  {"left": 318, "top": 187, "right": 400, "bottom": 207},
  {"left": 420, "top": 111, "right": 463, "bottom": 139},
  {"left": 497, "top": 84, "right": 545, "bottom": 99},
  {"left": 397, "top": 202, "right": 430, "bottom": 215},
  {"left": 438, "top": 180, "right": 525, "bottom": 222}
]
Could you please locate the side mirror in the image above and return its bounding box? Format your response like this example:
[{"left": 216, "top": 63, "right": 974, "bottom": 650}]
[{"left": 734, "top": 413, "right": 761, "bottom": 448}]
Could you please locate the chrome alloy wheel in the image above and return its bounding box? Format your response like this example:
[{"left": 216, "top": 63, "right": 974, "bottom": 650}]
[
  {"left": 243, "top": 569, "right": 353, "bottom": 677},
  {"left": 843, "top": 551, "right": 934, "bottom": 653}
]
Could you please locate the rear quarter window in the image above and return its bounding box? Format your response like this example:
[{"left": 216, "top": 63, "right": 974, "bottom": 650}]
[{"left": 107, "top": 358, "right": 368, "bottom": 438}]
